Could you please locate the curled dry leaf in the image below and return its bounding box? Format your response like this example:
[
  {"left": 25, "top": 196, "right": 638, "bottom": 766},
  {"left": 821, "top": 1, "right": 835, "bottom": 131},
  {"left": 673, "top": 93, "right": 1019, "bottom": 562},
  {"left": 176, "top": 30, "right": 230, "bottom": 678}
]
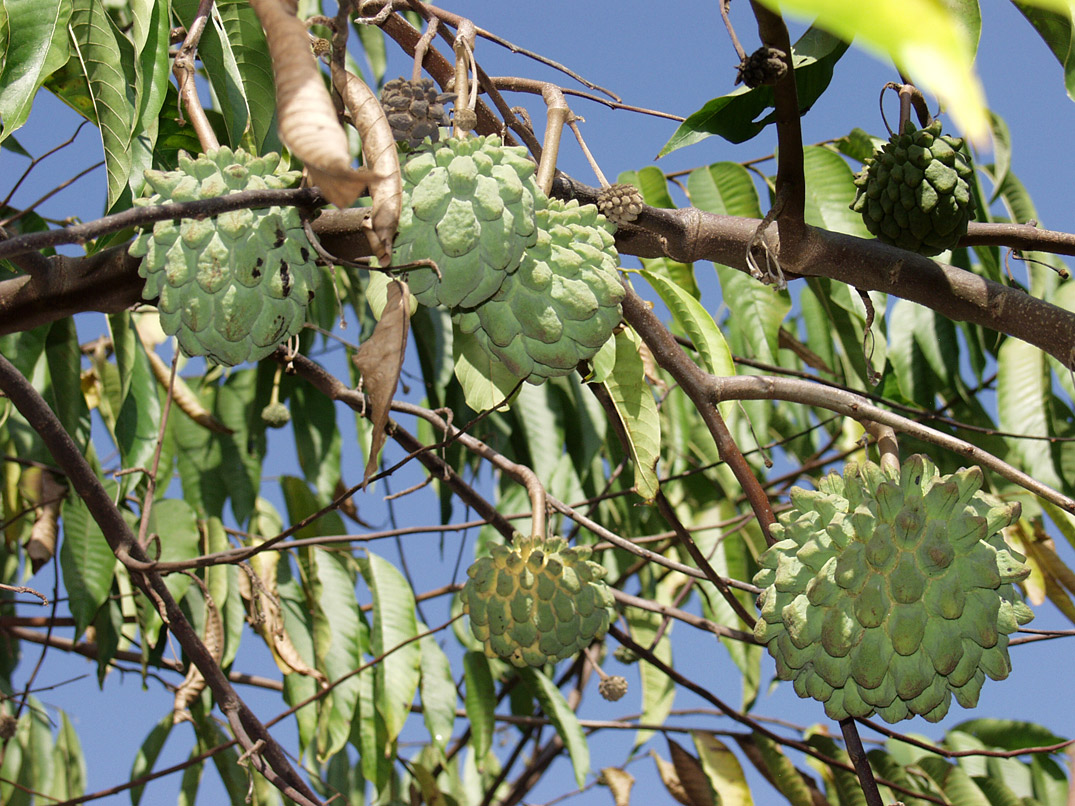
[
  {"left": 352, "top": 279, "right": 410, "bottom": 486},
  {"left": 244, "top": 549, "right": 328, "bottom": 685},
  {"left": 330, "top": 63, "right": 402, "bottom": 265},
  {"left": 650, "top": 749, "right": 694, "bottom": 806},
  {"left": 249, "top": 0, "right": 370, "bottom": 208},
  {"left": 600, "top": 767, "right": 635, "bottom": 806},
  {"left": 173, "top": 578, "right": 224, "bottom": 724},
  {"left": 25, "top": 469, "right": 66, "bottom": 573},
  {"left": 143, "top": 345, "right": 233, "bottom": 435}
]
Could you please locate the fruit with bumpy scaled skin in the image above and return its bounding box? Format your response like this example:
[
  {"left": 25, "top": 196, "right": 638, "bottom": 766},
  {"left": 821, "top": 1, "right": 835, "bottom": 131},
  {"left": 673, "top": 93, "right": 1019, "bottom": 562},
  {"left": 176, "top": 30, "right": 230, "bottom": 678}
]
[
  {"left": 752, "top": 454, "right": 1033, "bottom": 723},
  {"left": 850, "top": 120, "right": 975, "bottom": 256},
  {"left": 129, "top": 147, "right": 318, "bottom": 366},
  {"left": 379, "top": 77, "right": 451, "bottom": 149},
  {"left": 460, "top": 534, "right": 615, "bottom": 668},
  {"left": 396, "top": 134, "right": 544, "bottom": 309},
  {"left": 597, "top": 183, "right": 644, "bottom": 227},
  {"left": 453, "top": 198, "right": 624, "bottom": 384}
]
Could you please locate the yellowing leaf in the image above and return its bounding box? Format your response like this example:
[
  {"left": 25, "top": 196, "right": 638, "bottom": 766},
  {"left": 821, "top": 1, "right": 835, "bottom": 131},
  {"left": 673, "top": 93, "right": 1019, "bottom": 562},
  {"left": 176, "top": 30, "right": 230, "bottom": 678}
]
[
  {"left": 756, "top": 0, "right": 989, "bottom": 145},
  {"left": 693, "top": 731, "right": 754, "bottom": 806}
]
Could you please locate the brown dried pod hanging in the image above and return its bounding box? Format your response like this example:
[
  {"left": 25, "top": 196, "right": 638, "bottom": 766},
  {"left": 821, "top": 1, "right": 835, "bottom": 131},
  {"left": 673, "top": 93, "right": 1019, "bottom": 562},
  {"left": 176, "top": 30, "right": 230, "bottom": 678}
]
[{"left": 249, "top": 0, "right": 370, "bottom": 208}]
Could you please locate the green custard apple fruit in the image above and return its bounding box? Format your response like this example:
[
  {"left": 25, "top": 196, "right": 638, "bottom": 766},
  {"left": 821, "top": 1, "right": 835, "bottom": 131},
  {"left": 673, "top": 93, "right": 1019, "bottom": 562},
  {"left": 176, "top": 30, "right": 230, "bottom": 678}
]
[
  {"left": 129, "top": 147, "right": 318, "bottom": 366},
  {"left": 453, "top": 198, "right": 623, "bottom": 384},
  {"left": 461, "top": 534, "right": 615, "bottom": 668},
  {"left": 850, "top": 120, "right": 975, "bottom": 256},
  {"left": 753, "top": 454, "right": 1033, "bottom": 723},
  {"left": 395, "top": 134, "right": 544, "bottom": 309}
]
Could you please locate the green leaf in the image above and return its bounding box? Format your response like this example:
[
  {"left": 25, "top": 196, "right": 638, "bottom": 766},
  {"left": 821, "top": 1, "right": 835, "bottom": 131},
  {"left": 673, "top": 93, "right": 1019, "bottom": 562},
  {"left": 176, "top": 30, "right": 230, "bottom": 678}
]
[
  {"left": 801, "top": 145, "right": 871, "bottom": 238},
  {"left": 308, "top": 548, "right": 363, "bottom": 761},
  {"left": 190, "top": 704, "right": 252, "bottom": 805},
  {"left": 520, "top": 667, "right": 590, "bottom": 788},
  {"left": 687, "top": 161, "right": 764, "bottom": 219},
  {"left": 59, "top": 490, "right": 116, "bottom": 636},
  {"left": 418, "top": 625, "right": 457, "bottom": 759},
  {"left": 291, "top": 381, "right": 342, "bottom": 501},
  {"left": 68, "top": 0, "right": 134, "bottom": 211},
  {"left": 917, "top": 756, "right": 991, "bottom": 806},
  {"left": 130, "top": 714, "right": 173, "bottom": 806},
  {"left": 108, "top": 313, "right": 162, "bottom": 478},
  {"left": 1015, "top": 1, "right": 1075, "bottom": 103},
  {"left": 952, "top": 719, "right": 1069, "bottom": 753},
  {"left": 170, "top": 370, "right": 263, "bottom": 524},
  {"left": 997, "top": 336, "right": 1061, "bottom": 487},
  {"left": 599, "top": 326, "right": 661, "bottom": 502},
  {"left": 453, "top": 326, "right": 521, "bottom": 412},
  {"left": 45, "top": 318, "right": 91, "bottom": 450},
  {"left": 659, "top": 25, "right": 848, "bottom": 154},
  {"left": 359, "top": 550, "right": 421, "bottom": 747},
  {"left": 754, "top": 0, "right": 988, "bottom": 143},
  {"left": 642, "top": 268, "right": 737, "bottom": 424},
  {"left": 806, "top": 733, "right": 866, "bottom": 806},
  {"left": 0, "top": 0, "right": 71, "bottom": 142},
  {"left": 463, "top": 651, "right": 495, "bottom": 764},
  {"left": 47, "top": 712, "right": 85, "bottom": 800},
  {"left": 173, "top": 0, "right": 277, "bottom": 151},
  {"left": 747, "top": 732, "right": 815, "bottom": 806},
  {"left": 147, "top": 498, "right": 200, "bottom": 602}
]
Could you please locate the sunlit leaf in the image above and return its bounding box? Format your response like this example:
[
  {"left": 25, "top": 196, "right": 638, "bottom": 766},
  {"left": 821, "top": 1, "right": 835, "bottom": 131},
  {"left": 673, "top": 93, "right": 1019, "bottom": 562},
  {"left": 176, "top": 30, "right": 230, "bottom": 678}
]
[
  {"left": 754, "top": 0, "right": 988, "bottom": 144},
  {"left": 520, "top": 667, "right": 590, "bottom": 788}
]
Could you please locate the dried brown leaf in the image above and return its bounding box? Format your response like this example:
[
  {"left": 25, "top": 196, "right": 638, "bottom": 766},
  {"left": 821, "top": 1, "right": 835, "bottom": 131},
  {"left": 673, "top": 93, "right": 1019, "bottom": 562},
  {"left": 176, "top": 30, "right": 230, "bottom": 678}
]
[
  {"left": 25, "top": 471, "right": 65, "bottom": 573},
  {"left": 331, "top": 63, "right": 402, "bottom": 265},
  {"left": 601, "top": 767, "right": 635, "bottom": 806},
  {"left": 249, "top": 0, "right": 370, "bottom": 208},
  {"left": 173, "top": 580, "right": 224, "bottom": 724},
  {"left": 668, "top": 738, "right": 718, "bottom": 806},
  {"left": 651, "top": 750, "right": 693, "bottom": 806},
  {"left": 352, "top": 279, "right": 410, "bottom": 486}
]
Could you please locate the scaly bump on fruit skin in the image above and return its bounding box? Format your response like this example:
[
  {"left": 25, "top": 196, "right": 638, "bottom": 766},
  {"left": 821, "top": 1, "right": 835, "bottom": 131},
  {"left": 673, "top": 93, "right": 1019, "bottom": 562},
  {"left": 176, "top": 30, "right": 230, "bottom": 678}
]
[
  {"left": 850, "top": 120, "right": 975, "bottom": 256},
  {"left": 453, "top": 198, "right": 624, "bottom": 384},
  {"left": 395, "top": 134, "right": 545, "bottom": 309},
  {"left": 460, "top": 534, "right": 616, "bottom": 668},
  {"left": 129, "top": 147, "right": 319, "bottom": 366},
  {"left": 753, "top": 454, "right": 1033, "bottom": 724},
  {"left": 379, "top": 77, "right": 451, "bottom": 149}
]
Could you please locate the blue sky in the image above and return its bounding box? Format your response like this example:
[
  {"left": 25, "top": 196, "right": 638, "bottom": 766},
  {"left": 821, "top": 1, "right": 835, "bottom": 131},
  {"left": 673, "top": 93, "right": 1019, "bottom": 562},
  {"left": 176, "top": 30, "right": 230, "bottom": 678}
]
[{"left": 6, "top": 1, "right": 1075, "bottom": 804}]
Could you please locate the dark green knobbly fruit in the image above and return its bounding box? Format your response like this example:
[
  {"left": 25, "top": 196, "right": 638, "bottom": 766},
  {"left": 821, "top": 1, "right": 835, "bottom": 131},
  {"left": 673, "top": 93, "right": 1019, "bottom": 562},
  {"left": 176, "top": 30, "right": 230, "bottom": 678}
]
[
  {"left": 850, "top": 120, "right": 975, "bottom": 256},
  {"left": 129, "top": 148, "right": 318, "bottom": 366},
  {"left": 453, "top": 198, "right": 623, "bottom": 384},
  {"left": 396, "top": 134, "right": 544, "bottom": 309},
  {"left": 379, "top": 77, "right": 450, "bottom": 149},
  {"left": 753, "top": 454, "right": 1033, "bottom": 724},
  {"left": 460, "top": 534, "right": 615, "bottom": 668},
  {"left": 613, "top": 645, "right": 639, "bottom": 665}
]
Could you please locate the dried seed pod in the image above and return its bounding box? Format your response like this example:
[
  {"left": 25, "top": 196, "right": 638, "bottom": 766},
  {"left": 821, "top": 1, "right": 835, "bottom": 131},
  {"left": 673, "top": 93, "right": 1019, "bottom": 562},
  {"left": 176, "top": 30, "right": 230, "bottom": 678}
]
[{"left": 597, "top": 183, "right": 644, "bottom": 226}]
